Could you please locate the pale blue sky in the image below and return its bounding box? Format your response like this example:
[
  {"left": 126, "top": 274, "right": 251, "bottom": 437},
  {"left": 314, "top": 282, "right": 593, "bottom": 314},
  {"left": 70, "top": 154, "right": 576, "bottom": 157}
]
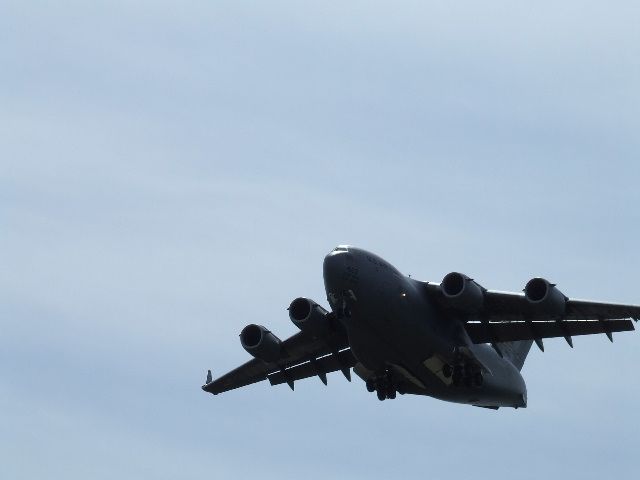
[{"left": 2, "top": 1, "right": 639, "bottom": 479}]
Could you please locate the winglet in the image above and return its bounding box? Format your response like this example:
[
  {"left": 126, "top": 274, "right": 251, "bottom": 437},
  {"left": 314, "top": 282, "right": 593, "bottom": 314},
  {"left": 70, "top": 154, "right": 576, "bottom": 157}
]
[{"left": 206, "top": 369, "right": 212, "bottom": 384}]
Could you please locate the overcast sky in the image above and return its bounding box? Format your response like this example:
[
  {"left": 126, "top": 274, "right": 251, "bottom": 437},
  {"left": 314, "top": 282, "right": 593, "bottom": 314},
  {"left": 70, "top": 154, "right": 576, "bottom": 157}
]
[{"left": 2, "top": 1, "right": 639, "bottom": 479}]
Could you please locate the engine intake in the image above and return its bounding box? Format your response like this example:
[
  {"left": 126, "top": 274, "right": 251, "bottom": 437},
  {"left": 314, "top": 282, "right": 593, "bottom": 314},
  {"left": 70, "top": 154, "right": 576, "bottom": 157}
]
[
  {"left": 524, "top": 278, "right": 567, "bottom": 316},
  {"left": 441, "top": 272, "right": 484, "bottom": 312},
  {"left": 289, "top": 297, "right": 331, "bottom": 338},
  {"left": 240, "top": 324, "right": 282, "bottom": 362}
]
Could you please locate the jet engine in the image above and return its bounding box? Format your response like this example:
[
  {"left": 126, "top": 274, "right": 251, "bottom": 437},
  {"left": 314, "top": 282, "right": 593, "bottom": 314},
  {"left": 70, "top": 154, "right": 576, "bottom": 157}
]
[
  {"left": 440, "top": 272, "right": 485, "bottom": 312},
  {"left": 240, "top": 324, "right": 282, "bottom": 362},
  {"left": 289, "top": 297, "right": 331, "bottom": 338},
  {"left": 524, "top": 277, "right": 567, "bottom": 316}
]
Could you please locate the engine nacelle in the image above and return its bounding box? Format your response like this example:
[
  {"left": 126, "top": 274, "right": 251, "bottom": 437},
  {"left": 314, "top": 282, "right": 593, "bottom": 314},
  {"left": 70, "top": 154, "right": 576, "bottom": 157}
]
[
  {"left": 441, "top": 272, "right": 485, "bottom": 312},
  {"left": 240, "top": 324, "right": 282, "bottom": 362},
  {"left": 524, "top": 277, "right": 567, "bottom": 316},
  {"left": 289, "top": 297, "right": 331, "bottom": 338}
]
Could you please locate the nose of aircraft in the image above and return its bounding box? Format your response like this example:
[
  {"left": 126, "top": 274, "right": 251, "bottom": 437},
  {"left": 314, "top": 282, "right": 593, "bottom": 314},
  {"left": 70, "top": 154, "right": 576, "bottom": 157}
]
[{"left": 323, "top": 248, "right": 351, "bottom": 294}]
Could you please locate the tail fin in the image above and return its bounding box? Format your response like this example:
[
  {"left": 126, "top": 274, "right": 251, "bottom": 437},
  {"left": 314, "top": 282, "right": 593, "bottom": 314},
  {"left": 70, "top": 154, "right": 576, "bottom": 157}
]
[{"left": 498, "top": 340, "right": 533, "bottom": 371}]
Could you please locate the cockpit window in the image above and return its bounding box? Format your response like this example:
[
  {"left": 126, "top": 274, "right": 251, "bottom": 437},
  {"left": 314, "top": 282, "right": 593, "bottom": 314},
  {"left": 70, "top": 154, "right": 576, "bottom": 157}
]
[{"left": 333, "top": 246, "right": 349, "bottom": 252}]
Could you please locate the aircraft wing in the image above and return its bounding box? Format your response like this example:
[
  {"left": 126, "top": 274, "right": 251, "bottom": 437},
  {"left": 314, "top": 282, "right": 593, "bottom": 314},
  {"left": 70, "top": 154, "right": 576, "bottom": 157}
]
[
  {"left": 483, "top": 290, "right": 640, "bottom": 322},
  {"left": 424, "top": 284, "right": 640, "bottom": 321},
  {"left": 202, "top": 330, "right": 351, "bottom": 395},
  {"left": 423, "top": 283, "right": 639, "bottom": 346}
]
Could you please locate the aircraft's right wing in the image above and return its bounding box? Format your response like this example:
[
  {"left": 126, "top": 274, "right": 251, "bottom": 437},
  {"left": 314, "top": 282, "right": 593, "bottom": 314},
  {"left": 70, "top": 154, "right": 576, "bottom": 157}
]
[
  {"left": 268, "top": 349, "right": 357, "bottom": 387},
  {"left": 202, "top": 329, "right": 350, "bottom": 395}
]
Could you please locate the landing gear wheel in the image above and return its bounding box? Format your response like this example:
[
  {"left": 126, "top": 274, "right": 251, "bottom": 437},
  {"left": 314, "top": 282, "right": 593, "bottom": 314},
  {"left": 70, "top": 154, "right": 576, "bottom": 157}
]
[
  {"left": 387, "top": 388, "right": 397, "bottom": 400},
  {"left": 376, "top": 389, "right": 386, "bottom": 401},
  {"left": 366, "top": 379, "right": 376, "bottom": 393}
]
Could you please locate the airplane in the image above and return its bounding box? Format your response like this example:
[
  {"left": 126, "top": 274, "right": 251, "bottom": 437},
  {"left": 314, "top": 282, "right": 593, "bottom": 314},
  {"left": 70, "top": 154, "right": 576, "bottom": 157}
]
[{"left": 202, "top": 245, "right": 638, "bottom": 409}]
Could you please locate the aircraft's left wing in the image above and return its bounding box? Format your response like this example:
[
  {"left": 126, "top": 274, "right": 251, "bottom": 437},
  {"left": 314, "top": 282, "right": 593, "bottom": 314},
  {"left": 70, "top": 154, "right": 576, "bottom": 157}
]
[
  {"left": 482, "top": 291, "right": 640, "bottom": 322},
  {"left": 202, "top": 330, "right": 350, "bottom": 395},
  {"left": 423, "top": 281, "right": 639, "bottom": 348},
  {"left": 464, "top": 318, "right": 635, "bottom": 346}
]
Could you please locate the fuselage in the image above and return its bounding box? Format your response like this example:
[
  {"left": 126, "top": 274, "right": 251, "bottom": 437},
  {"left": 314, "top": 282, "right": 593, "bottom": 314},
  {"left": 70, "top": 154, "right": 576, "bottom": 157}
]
[{"left": 323, "top": 245, "right": 527, "bottom": 408}]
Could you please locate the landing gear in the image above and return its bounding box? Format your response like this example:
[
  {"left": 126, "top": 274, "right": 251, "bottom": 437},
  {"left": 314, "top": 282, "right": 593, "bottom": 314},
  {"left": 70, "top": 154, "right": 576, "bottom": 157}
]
[{"left": 367, "top": 368, "right": 398, "bottom": 401}]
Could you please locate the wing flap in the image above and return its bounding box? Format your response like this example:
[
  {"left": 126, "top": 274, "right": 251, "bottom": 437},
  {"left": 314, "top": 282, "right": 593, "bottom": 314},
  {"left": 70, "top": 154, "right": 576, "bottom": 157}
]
[
  {"left": 465, "top": 319, "right": 635, "bottom": 344},
  {"left": 267, "top": 349, "right": 357, "bottom": 387}
]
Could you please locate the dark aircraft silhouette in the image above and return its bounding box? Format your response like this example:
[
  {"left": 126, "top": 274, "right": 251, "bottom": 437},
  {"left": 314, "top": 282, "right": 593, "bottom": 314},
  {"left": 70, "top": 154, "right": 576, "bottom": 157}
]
[{"left": 202, "top": 246, "right": 638, "bottom": 408}]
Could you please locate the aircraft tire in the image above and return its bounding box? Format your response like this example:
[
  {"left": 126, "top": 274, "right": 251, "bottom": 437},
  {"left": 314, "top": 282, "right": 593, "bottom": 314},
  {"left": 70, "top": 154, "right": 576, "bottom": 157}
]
[
  {"left": 366, "top": 379, "right": 376, "bottom": 392},
  {"left": 377, "top": 389, "right": 386, "bottom": 401}
]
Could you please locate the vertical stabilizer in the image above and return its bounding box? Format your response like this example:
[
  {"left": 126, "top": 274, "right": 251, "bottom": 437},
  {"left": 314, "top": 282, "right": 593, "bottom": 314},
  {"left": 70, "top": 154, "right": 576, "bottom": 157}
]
[{"left": 498, "top": 340, "right": 533, "bottom": 371}]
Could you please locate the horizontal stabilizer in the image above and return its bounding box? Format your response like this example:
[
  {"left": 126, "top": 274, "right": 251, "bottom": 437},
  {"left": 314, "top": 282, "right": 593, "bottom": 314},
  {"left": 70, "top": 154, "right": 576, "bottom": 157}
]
[
  {"left": 465, "top": 319, "right": 634, "bottom": 345},
  {"left": 268, "top": 349, "right": 357, "bottom": 387}
]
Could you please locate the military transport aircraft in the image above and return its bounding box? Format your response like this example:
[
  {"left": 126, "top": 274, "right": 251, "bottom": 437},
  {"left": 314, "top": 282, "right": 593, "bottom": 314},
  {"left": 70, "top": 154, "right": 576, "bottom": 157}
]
[{"left": 202, "top": 245, "right": 638, "bottom": 409}]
